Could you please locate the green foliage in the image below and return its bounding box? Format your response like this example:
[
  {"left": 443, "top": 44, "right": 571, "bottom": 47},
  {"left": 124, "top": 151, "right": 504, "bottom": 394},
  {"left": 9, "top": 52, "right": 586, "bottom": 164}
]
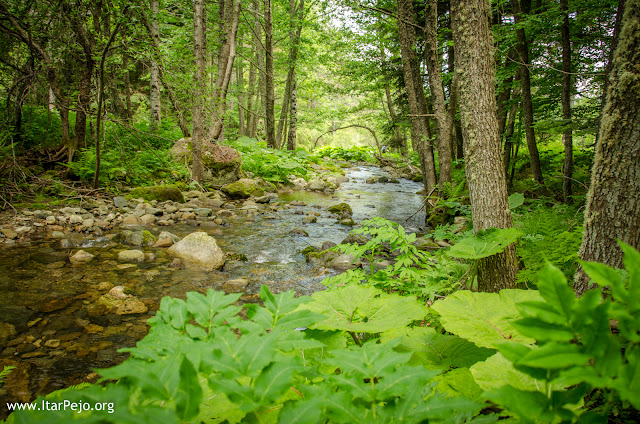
[
  {"left": 447, "top": 228, "right": 523, "bottom": 260},
  {"left": 323, "top": 217, "right": 467, "bottom": 300},
  {"left": 515, "top": 204, "right": 583, "bottom": 285},
  {"left": 228, "top": 137, "right": 310, "bottom": 183},
  {"left": 315, "top": 145, "right": 375, "bottom": 162},
  {"left": 9, "top": 245, "right": 640, "bottom": 423},
  {"left": 0, "top": 366, "right": 14, "bottom": 387},
  {"left": 428, "top": 181, "right": 471, "bottom": 225}
]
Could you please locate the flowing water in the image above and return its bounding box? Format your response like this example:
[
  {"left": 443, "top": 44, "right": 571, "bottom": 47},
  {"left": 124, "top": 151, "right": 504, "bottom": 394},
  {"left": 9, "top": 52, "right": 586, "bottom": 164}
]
[{"left": 0, "top": 165, "right": 425, "bottom": 410}]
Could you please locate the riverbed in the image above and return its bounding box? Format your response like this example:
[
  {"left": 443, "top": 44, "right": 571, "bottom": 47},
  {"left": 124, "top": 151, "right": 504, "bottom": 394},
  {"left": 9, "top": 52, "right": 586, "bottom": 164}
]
[{"left": 0, "top": 165, "right": 425, "bottom": 412}]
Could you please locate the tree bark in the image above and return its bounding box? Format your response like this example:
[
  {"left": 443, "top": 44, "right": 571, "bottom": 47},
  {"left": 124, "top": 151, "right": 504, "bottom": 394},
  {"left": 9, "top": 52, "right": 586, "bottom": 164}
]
[
  {"left": 287, "top": 76, "right": 297, "bottom": 150},
  {"left": 560, "top": 0, "right": 573, "bottom": 203},
  {"left": 149, "top": 0, "right": 162, "bottom": 131},
  {"left": 451, "top": 0, "right": 518, "bottom": 292},
  {"left": 513, "top": 0, "right": 544, "bottom": 183},
  {"left": 276, "top": 0, "right": 305, "bottom": 148},
  {"left": 504, "top": 83, "right": 521, "bottom": 176},
  {"left": 192, "top": 0, "right": 207, "bottom": 183},
  {"left": 264, "top": 0, "right": 276, "bottom": 148},
  {"left": 237, "top": 50, "right": 246, "bottom": 136},
  {"left": 397, "top": 0, "right": 437, "bottom": 193},
  {"left": 210, "top": 0, "right": 241, "bottom": 141},
  {"left": 573, "top": 0, "right": 640, "bottom": 295},
  {"left": 424, "top": 0, "right": 452, "bottom": 186}
]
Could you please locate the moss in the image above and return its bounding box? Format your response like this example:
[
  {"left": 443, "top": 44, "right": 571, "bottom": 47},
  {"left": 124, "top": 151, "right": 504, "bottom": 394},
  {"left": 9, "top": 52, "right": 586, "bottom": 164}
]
[
  {"left": 301, "top": 246, "right": 317, "bottom": 256},
  {"left": 221, "top": 179, "right": 264, "bottom": 199},
  {"left": 129, "top": 185, "right": 185, "bottom": 203},
  {"left": 328, "top": 202, "right": 353, "bottom": 216}
]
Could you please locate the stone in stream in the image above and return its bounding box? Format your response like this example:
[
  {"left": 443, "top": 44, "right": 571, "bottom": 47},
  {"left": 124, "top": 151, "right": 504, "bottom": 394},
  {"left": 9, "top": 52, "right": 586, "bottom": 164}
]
[
  {"left": 220, "top": 179, "right": 265, "bottom": 199},
  {"left": 69, "top": 250, "right": 95, "bottom": 264},
  {"left": 328, "top": 202, "right": 353, "bottom": 217},
  {"left": 302, "top": 216, "right": 317, "bottom": 224},
  {"left": 1, "top": 228, "right": 18, "bottom": 239},
  {"left": 118, "top": 249, "right": 145, "bottom": 263},
  {"left": 289, "top": 227, "right": 309, "bottom": 237},
  {"left": 328, "top": 254, "right": 361, "bottom": 270},
  {"left": 96, "top": 285, "right": 148, "bottom": 315},
  {"left": 223, "top": 278, "right": 249, "bottom": 293},
  {"left": 167, "top": 231, "right": 225, "bottom": 271},
  {"left": 113, "top": 196, "right": 128, "bottom": 209}
]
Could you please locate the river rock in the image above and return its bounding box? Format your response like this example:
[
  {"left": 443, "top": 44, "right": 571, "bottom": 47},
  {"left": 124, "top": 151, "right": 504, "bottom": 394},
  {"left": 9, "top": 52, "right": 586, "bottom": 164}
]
[
  {"left": 328, "top": 254, "right": 361, "bottom": 270},
  {"left": 0, "top": 322, "right": 16, "bottom": 347},
  {"left": 118, "top": 249, "right": 145, "bottom": 263},
  {"left": 70, "top": 250, "right": 95, "bottom": 264},
  {"left": 289, "top": 227, "right": 309, "bottom": 236},
  {"left": 122, "top": 215, "right": 142, "bottom": 226},
  {"left": 221, "top": 179, "right": 265, "bottom": 199},
  {"left": 308, "top": 179, "right": 328, "bottom": 191},
  {"left": 328, "top": 203, "right": 353, "bottom": 217},
  {"left": 113, "top": 196, "right": 128, "bottom": 208},
  {"left": 139, "top": 214, "right": 156, "bottom": 226},
  {"left": 130, "top": 185, "right": 185, "bottom": 203},
  {"left": 97, "top": 287, "right": 148, "bottom": 315},
  {"left": 1, "top": 228, "right": 18, "bottom": 239},
  {"left": 45, "top": 215, "right": 57, "bottom": 225},
  {"left": 302, "top": 216, "right": 317, "bottom": 224},
  {"left": 223, "top": 278, "right": 249, "bottom": 292},
  {"left": 167, "top": 231, "right": 225, "bottom": 271}
]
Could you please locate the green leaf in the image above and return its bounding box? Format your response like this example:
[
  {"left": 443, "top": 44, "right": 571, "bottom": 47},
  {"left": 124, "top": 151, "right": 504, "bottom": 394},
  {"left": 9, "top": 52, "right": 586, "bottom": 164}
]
[
  {"left": 175, "top": 356, "right": 202, "bottom": 421},
  {"left": 536, "top": 264, "right": 575, "bottom": 321},
  {"left": 470, "top": 352, "right": 562, "bottom": 393},
  {"left": 383, "top": 327, "right": 494, "bottom": 369},
  {"left": 433, "top": 368, "right": 484, "bottom": 399},
  {"left": 302, "top": 285, "right": 426, "bottom": 333},
  {"left": 186, "top": 290, "right": 241, "bottom": 331},
  {"left": 432, "top": 290, "right": 541, "bottom": 348},
  {"left": 446, "top": 228, "right": 523, "bottom": 260},
  {"left": 518, "top": 344, "right": 590, "bottom": 369},
  {"left": 508, "top": 193, "right": 525, "bottom": 210},
  {"left": 254, "top": 360, "right": 303, "bottom": 404}
]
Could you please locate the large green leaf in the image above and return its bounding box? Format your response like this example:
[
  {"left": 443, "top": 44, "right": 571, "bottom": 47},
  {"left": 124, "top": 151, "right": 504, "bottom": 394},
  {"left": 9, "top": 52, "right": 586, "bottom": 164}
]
[
  {"left": 432, "top": 290, "right": 541, "bottom": 349},
  {"left": 382, "top": 327, "right": 494, "bottom": 369},
  {"left": 302, "top": 285, "right": 427, "bottom": 333},
  {"left": 470, "top": 352, "right": 563, "bottom": 393},
  {"left": 447, "top": 228, "right": 523, "bottom": 260}
]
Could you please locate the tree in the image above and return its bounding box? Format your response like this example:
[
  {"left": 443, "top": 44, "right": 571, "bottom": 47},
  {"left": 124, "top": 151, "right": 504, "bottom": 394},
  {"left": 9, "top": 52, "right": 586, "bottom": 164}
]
[
  {"left": 451, "top": 0, "right": 518, "bottom": 292},
  {"left": 573, "top": 0, "right": 640, "bottom": 295},
  {"left": 149, "top": 0, "right": 161, "bottom": 131},
  {"left": 560, "top": 0, "right": 573, "bottom": 202},
  {"left": 192, "top": 0, "right": 207, "bottom": 183},
  {"left": 423, "top": 0, "right": 452, "bottom": 186},
  {"left": 512, "top": 0, "right": 543, "bottom": 184},
  {"left": 264, "top": 0, "right": 276, "bottom": 148},
  {"left": 396, "top": 0, "right": 437, "bottom": 192}
]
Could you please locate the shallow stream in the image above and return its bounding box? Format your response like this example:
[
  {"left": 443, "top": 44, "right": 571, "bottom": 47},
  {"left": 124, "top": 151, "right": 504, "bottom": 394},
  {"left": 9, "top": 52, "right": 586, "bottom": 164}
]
[{"left": 0, "top": 165, "right": 425, "bottom": 411}]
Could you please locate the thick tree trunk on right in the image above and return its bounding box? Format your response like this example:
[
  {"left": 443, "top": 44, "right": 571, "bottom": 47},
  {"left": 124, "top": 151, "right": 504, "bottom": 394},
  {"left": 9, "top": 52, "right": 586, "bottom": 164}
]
[
  {"left": 513, "top": 0, "right": 544, "bottom": 183},
  {"left": 451, "top": 0, "right": 518, "bottom": 292},
  {"left": 192, "top": 0, "right": 207, "bottom": 183},
  {"left": 264, "top": 0, "right": 276, "bottom": 148},
  {"left": 573, "top": 0, "right": 640, "bottom": 295},
  {"left": 424, "top": 0, "right": 452, "bottom": 186}
]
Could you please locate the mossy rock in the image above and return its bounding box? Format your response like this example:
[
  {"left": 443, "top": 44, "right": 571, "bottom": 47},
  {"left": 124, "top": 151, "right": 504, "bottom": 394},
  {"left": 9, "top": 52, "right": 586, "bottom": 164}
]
[
  {"left": 328, "top": 202, "right": 353, "bottom": 216},
  {"left": 412, "top": 174, "right": 424, "bottom": 182},
  {"left": 129, "top": 185, "right": 185, "bottom": 203},
  {"left": 221, "top": 179, "right": 265, "bottom": 199}
]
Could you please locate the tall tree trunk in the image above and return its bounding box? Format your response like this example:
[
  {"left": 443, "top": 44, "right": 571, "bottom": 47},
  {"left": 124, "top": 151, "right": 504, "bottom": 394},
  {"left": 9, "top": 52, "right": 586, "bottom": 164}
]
[
  {"left": 149, "top": 0, "right": 162, "bottom": 131},
  {"left": 560, "top": 0, "right": 573, "bottom": 203},
  {"left": 123, "top": 54, "right": 133, "bottom": 122},
  {"left": 448, "top": 74, "right": 464, "bottom": 160},
  {"left": 573, "top": 0, "right": 640, "bottom": 295},
  {"left": 397, "top": 0, "right": 437, "bottom": 193},
  {"left": 246, "top": 35, "right": 258, "bottom": 137},
  {"left": 276, "top": 0, "right": 305, "bottom": 148},
  {"left": 264, "top": 0, "right": 276, "bottom": 148},
  {"left": 451, "top": 0, "right": 518, "bottom": 292},
  {"left": 287, "top": 76, "right": 297, "bottom": 151},
  {"left": 595, "top": 0, "right": 626, "bottom": 146},
  {"left": 513, "top": 0, "right": 544, "bottom": 183},
  {"left": 504, "top": 84, "right": 520, "bottom": 176},
  {"left": 192, "top": 0, "right": 207, "bottom": 183},
  {"left": 210, "top": 0, "right": 241, "bottom": 141},
  {"left": 424, "top": 0, "right": 452, "bottom": 186},
  {"left": 237, "top": 51, "right": 246, "bottom": 136}
]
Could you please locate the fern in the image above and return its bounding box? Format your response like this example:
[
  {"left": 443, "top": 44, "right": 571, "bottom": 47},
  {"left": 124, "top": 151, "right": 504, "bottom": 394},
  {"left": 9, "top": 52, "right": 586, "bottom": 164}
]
[{"left": 0, "top": 366, "right": 14, "bottom": 387}]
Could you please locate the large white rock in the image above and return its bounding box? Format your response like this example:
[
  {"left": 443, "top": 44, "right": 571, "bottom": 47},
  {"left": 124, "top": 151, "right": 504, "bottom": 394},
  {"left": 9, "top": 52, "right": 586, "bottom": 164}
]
[{"left": 167, "top": 231, "right": 225, "bottom": 271}]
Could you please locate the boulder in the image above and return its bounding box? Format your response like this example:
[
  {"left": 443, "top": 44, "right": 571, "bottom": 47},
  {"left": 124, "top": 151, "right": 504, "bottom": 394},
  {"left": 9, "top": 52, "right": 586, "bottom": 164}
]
[
  {"left": 167, "top": 231, "right": 225, "bottom": 271},
  {"left": 129, "top": 185, "right": 185, "bottom": 203},
  {"left": 118, "top": 250, "right": 145, "bottom": 263},
  {"left": 328, "top": 254, "right": 361, "bottom": 270},
  {"left": 222, "top": 278, "right": 249, "bottom": 292},
  {"left": 70, "top": 250, "right": 95, "bottom": 264},
  {"left": 221, "top": 179, "right": 265, "bottom": 200},
  {"left": 328, "top": 203, "right": 353, "bottom": 217},
  {"left": 113, "top": 196, "right": 128, "bottom": 209},
  {"left": 172, "top": 138, "right": 242, "bottom": 186},
  {"left": 96, "top": 286, "right": 148, "bottom": 315}
]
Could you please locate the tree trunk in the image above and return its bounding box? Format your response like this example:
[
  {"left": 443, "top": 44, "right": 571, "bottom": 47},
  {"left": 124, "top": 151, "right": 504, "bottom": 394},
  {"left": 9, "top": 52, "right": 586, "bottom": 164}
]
[
  {"left": 560, "top": 0, "right": 573, "bottom": 203},
  {"left": 513, "top": 0, "right": 544, "bottom": 183},
  {"left": 397, "top": 0, "right": 437, "bottom": 193},
  {"left": 504, "top": 84, "right": 520, "bottom": 176},
  {"left": 451, "top": 0, "right": 518, "bottom": 292},
  {"left": 424, "top": 0, "right": 452, "bottom": 186},
  {"left": 288, "top": 76, "right": 297, "bottom": 151},
  {"left": 573, "top": 0, "right": 640, "bottom": 295},
  {"left": 264, "top": 0, "right": 276, "bottom": 148},
  {"left": 276, "top": 0, "right": 305, "bottom": 148},
  {"left": 210, "top": 0, "right": 241, "bottom": 141},
  {"left": 237, "top": 51, "right": 246, "bottom": 136},
  {"left": 192, "top": 0, "right": 207, "bottom": 183},
  {"left": 149, "top": 0, "right": 162, "bottom": 131}
]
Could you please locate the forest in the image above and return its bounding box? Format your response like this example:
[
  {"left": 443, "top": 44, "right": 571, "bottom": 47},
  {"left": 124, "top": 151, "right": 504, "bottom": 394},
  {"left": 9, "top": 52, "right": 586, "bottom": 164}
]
[{"left": 0, "top": 0, "right": 639, "bottom": 422}]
